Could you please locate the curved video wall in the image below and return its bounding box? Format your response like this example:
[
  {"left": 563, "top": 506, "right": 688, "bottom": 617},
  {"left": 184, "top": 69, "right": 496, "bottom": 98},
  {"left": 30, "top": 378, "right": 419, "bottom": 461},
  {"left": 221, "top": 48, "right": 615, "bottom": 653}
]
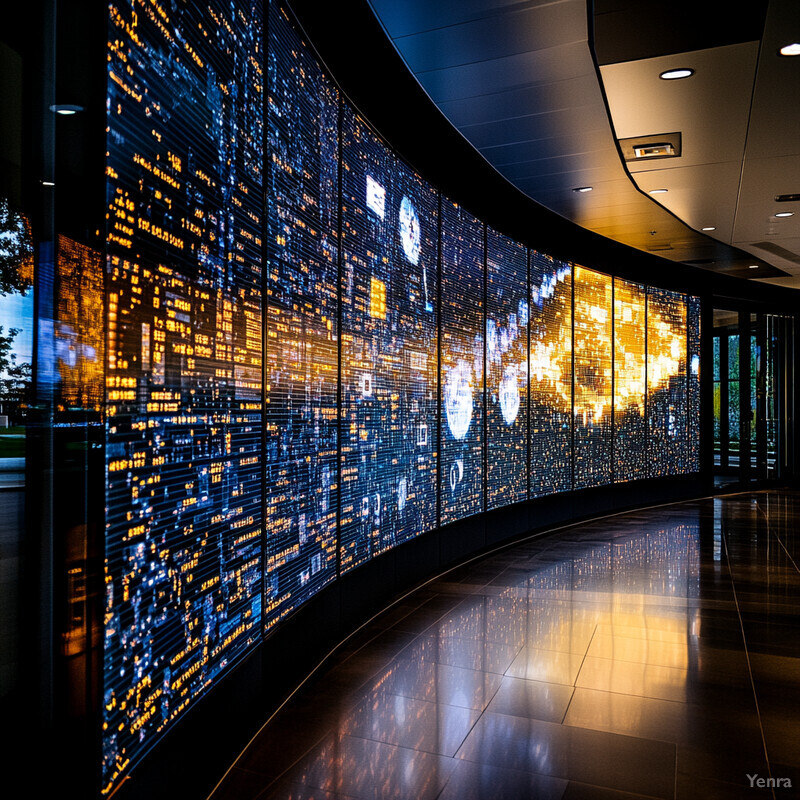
[{"left": 101, "top": 0, "right": 701, "bottom": 792}]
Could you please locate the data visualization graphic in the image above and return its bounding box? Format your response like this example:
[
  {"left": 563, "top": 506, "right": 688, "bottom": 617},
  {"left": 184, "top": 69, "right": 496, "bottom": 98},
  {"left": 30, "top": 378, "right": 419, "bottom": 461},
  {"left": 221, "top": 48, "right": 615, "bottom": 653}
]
[
  {"left": 441, "top": 201, "right": 485, "bottom": 523},
  {"left": 265, "top": 1, "right": 339, "bottom": 628},
  {"left": 614, "top": 279, "right": 647, "bottom": 482},
  {"left": 486, "top": 229, "right": 529, "bottom": 508},
  {"left": 688, "top": 296, "right": 702, "bottom": 473},
  {"left": 102, "top": 2, "right": 705, "bottom": 792},
  {"left": 573, "top": 267, "right": 613, "bottom": 489},
  {"left": 529, "top": 252, "right": 572, "bottom": 496},
  {"left": 104, "top": 1, "right": 264, "bottom": 791},
  {"left": 339, "top": 108, "right": 438, "bottom": 571},
  {"left": 648, "top": 288, "right": 688, "bottom": 476}
]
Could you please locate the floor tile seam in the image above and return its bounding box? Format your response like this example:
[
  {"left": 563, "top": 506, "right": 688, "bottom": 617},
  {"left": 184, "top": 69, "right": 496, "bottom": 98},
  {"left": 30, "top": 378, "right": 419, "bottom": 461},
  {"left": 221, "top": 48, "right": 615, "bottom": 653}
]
[
  {"left": 422, "top": 493, "right": 725, "bottom": 602},
  {"left": 566, "top": 779, "right": 665, "bottom": 800},
  {"left": 585, "top": 629, "right": 724, "bottom": 650},
  {"left": 574, "top": 647, "right": 722, "bottom": 672},
  {"left": 431, "top": 764, "right": 573, "bottom": 800},
  {"left": 423, "top": 629, "right": 526, "bottom": 649},
  {"left": 266, "top": 732, "right": 454, "bottom": 800},
  {"left": 334, "top": 640, "right": 421, "bottom": 686},
  {"left": 357, "top": 685, "right": 499, "bottom": 715},
  {"left": 451, "top": 746, "right": 567, "bottom": 783},
  {"left": 673, "top": 742, "right": 678, "bottom": 800},
  {"left": 452, "top": 713, "right": 679, "bottom": 796},
  {"left": 559, "top": 704, "right": 764, "bottom": 749},
  {"left": 391, "top": 649, "right": 521, "bottom": 677},
  {"left": 208, "top": 609, "right": 431, "bottom": 798},
  {"left": 576, "top": 668, "right": 757, "bottom": 702},
  {"left": 240, "top": 724, "right": 335, "bottom": 800},
  {"left": 514, "top": 641, "right": 594, "bottom": 657},
  {"left": 567, "top": 681, "right": 728, "bottom": 710},
  {"left": 446, "top": 664, "right": 506, "bottom": 769},
  {"left": 334, "top": 728, "right": 466, "bottom": 762},
  {"left": 386, "top": 593, "right": 487, "bottom": 649},
  {"left": 721, "top": 518, "right": 775, "bottom": 796},
  {"left": 339, "top": 629, "right": 420, "bottom": 665},
  {"left": 764, "top": 513, "right": 800, "bottom": 577},
  {"left": 561, "top": 622, "right": 598, "bottom": 724},
  {"left": 524, "top": 590, "right": 706, "bottom": 606}
]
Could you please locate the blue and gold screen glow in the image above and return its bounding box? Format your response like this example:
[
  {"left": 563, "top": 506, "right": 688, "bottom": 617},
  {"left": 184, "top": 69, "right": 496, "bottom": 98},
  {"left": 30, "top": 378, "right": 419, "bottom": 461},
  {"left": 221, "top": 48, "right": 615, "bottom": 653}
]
[
  {"left": 614, "top": 279, "right": 648, "bottom": 482},
  {"left": 264, "top": 0, "right": 339, "bottom": 629},
  {"left": 486, "top": 229, "right": 529, "bottom": 509},
  {"left": 573, "top": 267, "right": 613, "bottom": 489},
  {"left": 340, "top": 108, "right": 438, "bottom": 570},
  {"left": 647, "top": 287, "right": 689, "bottom": 476},
  {"left": 102, "top": 0, "right": 704, "bottom": 791},
  {"left": 441, "top": 200, "right": 485, "bottom": 524},
  {"left": 529, "top": 252, "right": 572, "bottom": 496},
  {"left": 104, "top": 0, "right": 263, "bottom": 790}
]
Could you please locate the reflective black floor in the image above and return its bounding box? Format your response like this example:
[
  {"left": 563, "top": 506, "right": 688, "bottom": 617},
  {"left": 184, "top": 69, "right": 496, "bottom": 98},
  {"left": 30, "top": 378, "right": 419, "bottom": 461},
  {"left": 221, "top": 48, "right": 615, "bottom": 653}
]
[{"left": 211, "top": 491, "right": 800, "bottom": 799}]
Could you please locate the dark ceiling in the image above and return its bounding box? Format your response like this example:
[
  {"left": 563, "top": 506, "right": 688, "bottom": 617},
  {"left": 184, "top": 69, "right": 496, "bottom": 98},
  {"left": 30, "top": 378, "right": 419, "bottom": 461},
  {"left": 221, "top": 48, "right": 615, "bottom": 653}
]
[{"left": 364, "top": 0, "right": 800, "bottom": 286}]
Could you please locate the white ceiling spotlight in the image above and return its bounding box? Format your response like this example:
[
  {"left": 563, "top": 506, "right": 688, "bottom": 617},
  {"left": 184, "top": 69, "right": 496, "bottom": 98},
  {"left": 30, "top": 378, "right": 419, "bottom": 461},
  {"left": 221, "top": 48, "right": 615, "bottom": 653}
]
[
  {"left": 49, "top": 104, "right": 84, "bottom": 115},
  {"left": 573, "top": 186, "right": 593, "bottom": 193},
  {"left": 659, "top": 68, "right": 694, "bottom": 80},
  {"left": 778, "top": 43, "right": 800, "bottom": 57},
  {"left": 702, "top": 227, "right": 716, "bottom": 231},
  {"left": 775, "top": 211, "right": 794, "bottom": 218},
  {"left": 649, "top": 188, "right": 668, "bottom": 194}
]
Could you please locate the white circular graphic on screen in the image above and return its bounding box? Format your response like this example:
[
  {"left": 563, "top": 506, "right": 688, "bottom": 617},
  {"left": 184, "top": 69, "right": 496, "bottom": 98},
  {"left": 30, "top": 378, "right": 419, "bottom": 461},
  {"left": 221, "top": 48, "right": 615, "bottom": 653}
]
[
  {"left": 449, "top": 459, "right": 464, "bottom": 492},
  {"left": 486, "top": 320, "right": 498, "bottom": 360},
  {"left": 399, "top": 196, "right": 421, "bottom": 265},
  {"left": 444, "top": 359, "right": 474, "bottom": 440},
  {"left": 518, "top": 299, "right": 529, "bottom": 327},
  {"left": 397, "top": 477, "right": 408, "bottom": 511},
  {"left": 499, "top": 365, "right": 520, "bottom": 425}
]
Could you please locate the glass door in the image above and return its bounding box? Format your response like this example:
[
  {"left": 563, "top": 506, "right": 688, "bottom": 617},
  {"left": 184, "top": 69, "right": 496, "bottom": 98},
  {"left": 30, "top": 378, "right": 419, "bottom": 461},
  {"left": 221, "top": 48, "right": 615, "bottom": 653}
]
[{"left": 713, "top": 308, "right": 794, "bottom": 487}]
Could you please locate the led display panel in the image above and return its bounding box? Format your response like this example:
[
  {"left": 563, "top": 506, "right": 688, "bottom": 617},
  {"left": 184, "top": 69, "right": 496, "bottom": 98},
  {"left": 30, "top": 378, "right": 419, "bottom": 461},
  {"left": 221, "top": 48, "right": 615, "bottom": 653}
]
[
  {"left": 100, "top": 2, "right": 709, "bottom": 789},
  {"left": 441, "top": 200, "right": 484, "bottom": 523},
  {"left": 688, "top": 296, "right": 702, "bottom": 472},
  {"left": 647, "top": 288, "right": 688, "bottom": 476},
  {"left": 573, "top": 267, "right": 613, "bottom": 489},
  {"left": 104, "top": 1, "right": 263, "bottom": 791},
  {"left": 265, "top": 2, "right": 339, "bottom": 628},
  {"left": 486, "top": 228, "right": 528, "bottom": 508},
  {"left": 614, "top": 279, "right": 647, "bottom": 482},
  {"left": 529, "top": 252, "right": 572, "bottom": 496},
  {"left": 339, "top": 107, "right": 438, "bottom": 571}
]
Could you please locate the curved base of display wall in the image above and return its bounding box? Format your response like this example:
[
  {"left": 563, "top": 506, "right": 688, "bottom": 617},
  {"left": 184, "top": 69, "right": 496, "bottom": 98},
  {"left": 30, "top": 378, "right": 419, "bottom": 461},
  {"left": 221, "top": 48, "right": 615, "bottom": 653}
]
[{"left": 112, "top": 474, "right": 708, "bottom": 800}]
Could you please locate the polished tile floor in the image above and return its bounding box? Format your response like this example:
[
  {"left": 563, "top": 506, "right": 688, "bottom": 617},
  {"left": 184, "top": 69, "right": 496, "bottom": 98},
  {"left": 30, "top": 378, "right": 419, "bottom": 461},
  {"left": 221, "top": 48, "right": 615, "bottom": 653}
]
[{"left": 211, "top": 491, "right": 800, "bottom": 799}]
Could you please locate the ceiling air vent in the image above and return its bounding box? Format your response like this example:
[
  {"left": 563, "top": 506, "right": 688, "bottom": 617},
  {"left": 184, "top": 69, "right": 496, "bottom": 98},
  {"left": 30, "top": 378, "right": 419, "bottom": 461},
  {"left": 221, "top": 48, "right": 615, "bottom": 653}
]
[
  {"left": 619, "top": 132, "right": 682, "bottom": 162},
  {"left": 775, "top": 193, "right": 800, "bottom": 202}
]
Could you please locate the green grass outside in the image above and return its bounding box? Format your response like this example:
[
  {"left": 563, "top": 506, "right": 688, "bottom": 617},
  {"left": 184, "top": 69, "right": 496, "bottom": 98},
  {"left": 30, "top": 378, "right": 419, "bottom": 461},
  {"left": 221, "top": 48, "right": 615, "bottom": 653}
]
[{"left": 0, "top": 427, "right": 25, "bottom": 458}]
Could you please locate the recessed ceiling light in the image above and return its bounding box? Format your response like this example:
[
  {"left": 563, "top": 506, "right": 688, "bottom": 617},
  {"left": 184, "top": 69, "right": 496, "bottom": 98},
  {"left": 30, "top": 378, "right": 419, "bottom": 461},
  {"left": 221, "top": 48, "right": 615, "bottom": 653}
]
[
  {"left": 779, "top": 43, "right": 800, "bottom": 57},
  {"left": 749, "top": 265, "right": 759, "bottom": 269},
  {"left": 49, "top": 103, "right": 83, "bottom": 115},
  {"left": 649, "top": 188, "right": 668, "bottom": 194},
  {"left": 702, "top": 226, "right": 716, "bottom": 231},
  {"left": 775, "top": 211, "right": 794, "bottom": 218},
  {"left": 41, "top": 180, "right": 55, "bottom": 186},
  {"left": 660, "top": 68, "right": 694, "bottom": 80},
  {"left": 573, "top": 186, "right": 593, "bottom": 193}
]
